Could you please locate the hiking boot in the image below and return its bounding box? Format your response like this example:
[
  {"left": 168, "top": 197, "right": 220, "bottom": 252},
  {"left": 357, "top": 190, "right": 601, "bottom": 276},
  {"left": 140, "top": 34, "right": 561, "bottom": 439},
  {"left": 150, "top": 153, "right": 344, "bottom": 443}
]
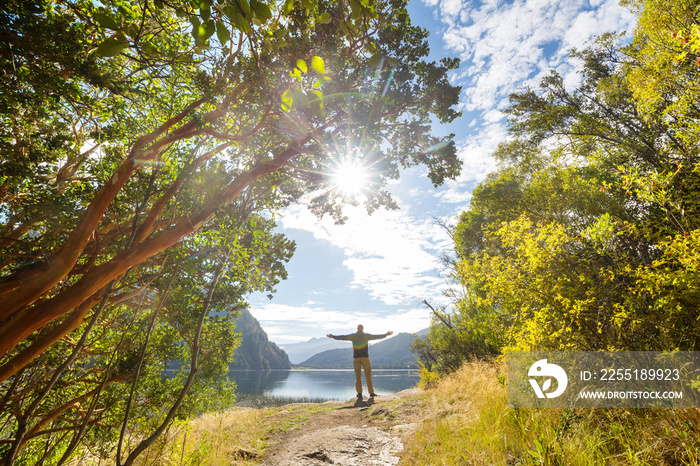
[
  {"left": 369, "top": 393, "right": 377, "bottom": 397},
  {"left": 356, "top": 393, "right": 363, "bottom": 401}
]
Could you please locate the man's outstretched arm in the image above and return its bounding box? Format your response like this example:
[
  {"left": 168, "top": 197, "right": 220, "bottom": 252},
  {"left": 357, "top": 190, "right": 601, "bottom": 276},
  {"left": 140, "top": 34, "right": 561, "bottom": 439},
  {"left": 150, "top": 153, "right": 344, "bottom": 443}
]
[
  {"left": 327, "top": 333, "right": 351, "bottom": 340},
  {"left": 367, "top": 331, "right": 394, "bottom": 340}
]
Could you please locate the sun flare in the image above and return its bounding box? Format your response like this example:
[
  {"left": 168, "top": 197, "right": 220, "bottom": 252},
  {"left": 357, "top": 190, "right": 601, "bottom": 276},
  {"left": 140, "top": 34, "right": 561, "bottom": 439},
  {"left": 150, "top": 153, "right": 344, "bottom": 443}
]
[{"left": 331, "top": 159, "right": 371, "bottom": 197}]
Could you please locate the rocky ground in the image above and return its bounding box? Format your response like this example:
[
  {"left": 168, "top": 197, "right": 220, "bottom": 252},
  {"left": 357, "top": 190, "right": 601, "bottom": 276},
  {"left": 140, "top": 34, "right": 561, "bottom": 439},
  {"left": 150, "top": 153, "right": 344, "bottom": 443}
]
[{"left": 257, "top": 389, "right": 424, "bottom": 465}]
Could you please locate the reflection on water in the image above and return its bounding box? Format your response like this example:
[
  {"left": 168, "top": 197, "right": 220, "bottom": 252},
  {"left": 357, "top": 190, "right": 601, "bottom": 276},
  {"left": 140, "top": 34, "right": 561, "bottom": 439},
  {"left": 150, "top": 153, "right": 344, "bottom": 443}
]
[{"left": 229, "top": 369, "right": 419, "bottom": 401}]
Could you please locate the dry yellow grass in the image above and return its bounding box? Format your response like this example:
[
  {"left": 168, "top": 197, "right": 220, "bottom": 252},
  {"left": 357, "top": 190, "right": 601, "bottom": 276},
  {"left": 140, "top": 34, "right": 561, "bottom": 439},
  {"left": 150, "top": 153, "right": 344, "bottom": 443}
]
[
  {"left": 401, "top": 360, "right": 510, "bottom": 465},
  {"left": 152, "top": 408, "right": 269, "bottom": 465},
  {"left": 401, "top": 360, "right": 700, "bottom": 466},
  {"left": 122, "top": 403, "right": 334, "bottom": 465},
  {"left": 75, "top": 408, "right": 270, "bottom": 466}
]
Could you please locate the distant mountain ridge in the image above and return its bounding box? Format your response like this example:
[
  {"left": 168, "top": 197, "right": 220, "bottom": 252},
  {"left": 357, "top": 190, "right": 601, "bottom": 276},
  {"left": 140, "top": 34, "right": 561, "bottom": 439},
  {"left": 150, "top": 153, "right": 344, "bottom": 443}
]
[
  {"left": 230, "top": 309, "right": 291, "bottom": 370},
  {"left": 281, "top": 337, "right": 348, "bottom": 364},
  {"left": 297, "top": 331, "right": 427, "bottom": 369}
]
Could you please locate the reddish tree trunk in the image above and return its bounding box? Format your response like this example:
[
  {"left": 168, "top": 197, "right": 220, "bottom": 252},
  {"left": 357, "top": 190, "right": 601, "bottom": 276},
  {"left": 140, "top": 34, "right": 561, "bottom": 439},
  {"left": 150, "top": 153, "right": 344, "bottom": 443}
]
[{"left": 0, "top": 142, "right": 303, "bottom": 383}]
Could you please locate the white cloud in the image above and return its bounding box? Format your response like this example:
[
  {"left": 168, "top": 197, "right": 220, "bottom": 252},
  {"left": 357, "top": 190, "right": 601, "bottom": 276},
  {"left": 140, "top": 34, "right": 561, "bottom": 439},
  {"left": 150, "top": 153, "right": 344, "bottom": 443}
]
[
  {"left": 457, "top": 121, "right": 507, "bottom": 180},
  {"left": 442, "top": 0, "right": 463, "bottom": 18},
  {"left": 278, "top": 202, "right": 452, "bottom": 307},
  {"left": 417, "top": 0, "right": 636, "bottom": 210},
  {"left": 483, "top": 109, "right": 504, "bottom": 123},
  {"left": 423, "top": 119, "right": 508, "bottom": 209},
  {"left": 434, "top": 181, "right": 472, "bottom": 205},
  {"left": 249, "top": 303, "right": 356, "bottom": 328},
  {"left": 430, "top": 0, "right": 635, "bottom": 113},
  {"left": 368, "top": 307, "right": 433, "bottom": 333}
]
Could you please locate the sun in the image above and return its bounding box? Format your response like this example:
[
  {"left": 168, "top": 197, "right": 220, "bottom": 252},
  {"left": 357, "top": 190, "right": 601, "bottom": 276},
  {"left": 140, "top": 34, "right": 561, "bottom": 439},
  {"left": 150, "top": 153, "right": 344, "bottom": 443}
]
[{"left": 331, "top": 159, "right": 371, "bottom": 197}]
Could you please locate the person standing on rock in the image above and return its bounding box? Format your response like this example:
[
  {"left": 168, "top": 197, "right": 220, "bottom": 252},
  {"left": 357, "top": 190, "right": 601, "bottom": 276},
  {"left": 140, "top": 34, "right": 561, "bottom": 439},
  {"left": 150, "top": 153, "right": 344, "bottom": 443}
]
[{"left": 327, "top": 325, "right": 393, "bottom": 401}]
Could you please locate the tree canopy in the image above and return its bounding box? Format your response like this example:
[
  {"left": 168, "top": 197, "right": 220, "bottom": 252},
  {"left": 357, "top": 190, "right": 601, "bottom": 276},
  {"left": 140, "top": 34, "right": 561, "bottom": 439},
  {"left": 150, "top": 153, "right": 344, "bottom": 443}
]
[
  {"left": 417, "top": 0, "right": 700, "bottom": 373},
  {"left": 0, "top": 0, "right": 461, "bottom": 462}
]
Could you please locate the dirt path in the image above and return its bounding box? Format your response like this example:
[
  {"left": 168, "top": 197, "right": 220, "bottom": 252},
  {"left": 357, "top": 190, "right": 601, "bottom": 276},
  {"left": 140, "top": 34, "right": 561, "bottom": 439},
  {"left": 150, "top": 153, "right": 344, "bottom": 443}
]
[{"left": 258, "top": 389, "right": 423, "bottom": 465}]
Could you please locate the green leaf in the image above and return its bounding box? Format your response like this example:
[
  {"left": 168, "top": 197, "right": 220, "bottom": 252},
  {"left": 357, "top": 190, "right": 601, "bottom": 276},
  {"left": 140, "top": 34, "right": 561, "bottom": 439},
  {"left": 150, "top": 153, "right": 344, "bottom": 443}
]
[
  {"left": 367, "top": 53, "right": 382, "bottom": 68},
  {"left": 301, "top": 0, "right": 313, "bottom": 10},
  {"left": 200, "top": 3, "right": 211, "bottom": 20},
  {"left": 310, "top": 104, "right": 326, "bottom": 119},
  {"left": 386, "top": 57, "right": 399, "bottom": 67},
  {"left": 309, "top": 89, "right": 323, "bottom": 100},
  {"left": 95, "top": 37, "right": 130, "bottom": 57},
  {"left": 142, "top": 42, "right": 158, "bottom": 55},
  {"left": 317, "top": 12, "right": 332, "bottom": 24},
  {"left": 216, "top": 21, "right": 231, "bottom": 46},
  {"left": 311, "top": 56, "right": 325, "bottom": 75},
  {"left": 296, "top": 59, "right": 307, "bottom": 73},
  {"left": 281, "top": 89, "right": 293, "bottom": 112},
  {"left": 349, "top": 0, "right": 361, "bottom": 20},
  {"left": 339, "top": 21, "right": 357, "bottom": 37},
  {"left": 202, "top": 20, "right": 216, "bottom": 40},
  {"left": 224, "top": 6, "right": 252, "bottom": 34},
  {"left": 309, "top": 90, "right": 326, "bottom": 118},
  {"left": 251, "top": 0, "right": 272, "bottom": 20},
  {"left": 223, "top": 5, "right": 237, "bottom": 22},
  {"left": 93, "top": 12, "right": 119, "bottom": 30},
  {"left": 236, "top": 0, "right": 251, "bottom": 16},
  {"left": 283, "top": 0, "right": 294, "bottom": 14},
  {"left": 118, "top": 4, "right": 135, "bottom": 19},
  {"left": 192, "top": 24, "right": 203, "bottom": 44},
  {"left": 292, "top": 88, "right": 309, "bottom": 107}
]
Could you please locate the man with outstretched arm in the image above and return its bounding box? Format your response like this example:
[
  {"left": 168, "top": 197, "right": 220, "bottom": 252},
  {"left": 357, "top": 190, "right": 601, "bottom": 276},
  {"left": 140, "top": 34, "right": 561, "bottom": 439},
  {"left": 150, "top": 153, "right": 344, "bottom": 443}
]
[{"left": 327, "top": 325, "right": 394, "bottom": 401}]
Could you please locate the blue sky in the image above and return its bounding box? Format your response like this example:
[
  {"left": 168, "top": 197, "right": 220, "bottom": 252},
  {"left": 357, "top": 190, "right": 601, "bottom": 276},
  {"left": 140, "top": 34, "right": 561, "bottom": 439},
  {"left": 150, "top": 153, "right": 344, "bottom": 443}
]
[{"left": 248, "top": 0, "right": 637, "bottom": 346}]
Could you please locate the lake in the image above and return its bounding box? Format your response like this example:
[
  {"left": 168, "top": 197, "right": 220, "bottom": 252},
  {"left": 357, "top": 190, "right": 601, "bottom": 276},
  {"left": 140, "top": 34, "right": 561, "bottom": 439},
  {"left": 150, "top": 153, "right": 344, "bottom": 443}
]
[{"left": 229, "top": 369, "right": 420, "bottom": 403}]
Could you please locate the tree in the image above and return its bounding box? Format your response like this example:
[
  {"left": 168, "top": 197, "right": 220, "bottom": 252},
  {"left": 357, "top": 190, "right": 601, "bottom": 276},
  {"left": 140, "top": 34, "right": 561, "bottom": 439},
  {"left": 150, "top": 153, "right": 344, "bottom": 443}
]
[
  {"left": 411, "top": 299, "right": 501, "bottom": 374},
  {"left": 0, "top": 0, "right": 461, "bottom": 462},
  {"left": 436, "top": 19, "right": 700, "bottom": 360},
  {"left": 624, "top": 0, "right": 700, "bottom": 148},
  {"left": 622, "top": 0, "right": 700, "bottom": 350},
  {"left": 0, "top": 0, "right": 460, "bottom": 376}
]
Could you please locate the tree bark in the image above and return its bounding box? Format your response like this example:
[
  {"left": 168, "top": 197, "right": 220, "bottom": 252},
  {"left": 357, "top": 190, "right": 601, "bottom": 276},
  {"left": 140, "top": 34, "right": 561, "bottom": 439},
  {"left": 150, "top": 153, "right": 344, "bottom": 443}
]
[
  {"left": 0, "top": 97, "right": 208, "bottom": 322},
  {"left": 0, "top": 141, "right": 304, "bottom": 381},
  {"left": 0, "top": 287, "right": 114, "bottom": 466},
  {"left": 0, "top": 294, "right": 101, "bottom": 383},
  {"left": 120, "top": 259, "right": 226, "bottom": 466}
]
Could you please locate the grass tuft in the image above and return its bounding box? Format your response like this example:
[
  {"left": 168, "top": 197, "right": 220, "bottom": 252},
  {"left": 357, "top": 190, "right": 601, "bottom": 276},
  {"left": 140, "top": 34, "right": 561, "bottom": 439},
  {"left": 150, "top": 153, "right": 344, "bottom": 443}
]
[{"left": 235, "top": 393, "right": 333, "bottom": 408}]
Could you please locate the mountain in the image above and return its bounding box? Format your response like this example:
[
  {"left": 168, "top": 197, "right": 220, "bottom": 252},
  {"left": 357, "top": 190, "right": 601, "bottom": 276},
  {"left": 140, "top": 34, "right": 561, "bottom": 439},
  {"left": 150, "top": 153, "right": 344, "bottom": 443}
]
[
  {"left": 230, "top": 309, "right": 291, "bottom": 370},
  {"left": 297, "top": 331, "right": 426, "bottom": 369},
  {"left": 280, "top": 337, "right": 349, "bottom": 364}
]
